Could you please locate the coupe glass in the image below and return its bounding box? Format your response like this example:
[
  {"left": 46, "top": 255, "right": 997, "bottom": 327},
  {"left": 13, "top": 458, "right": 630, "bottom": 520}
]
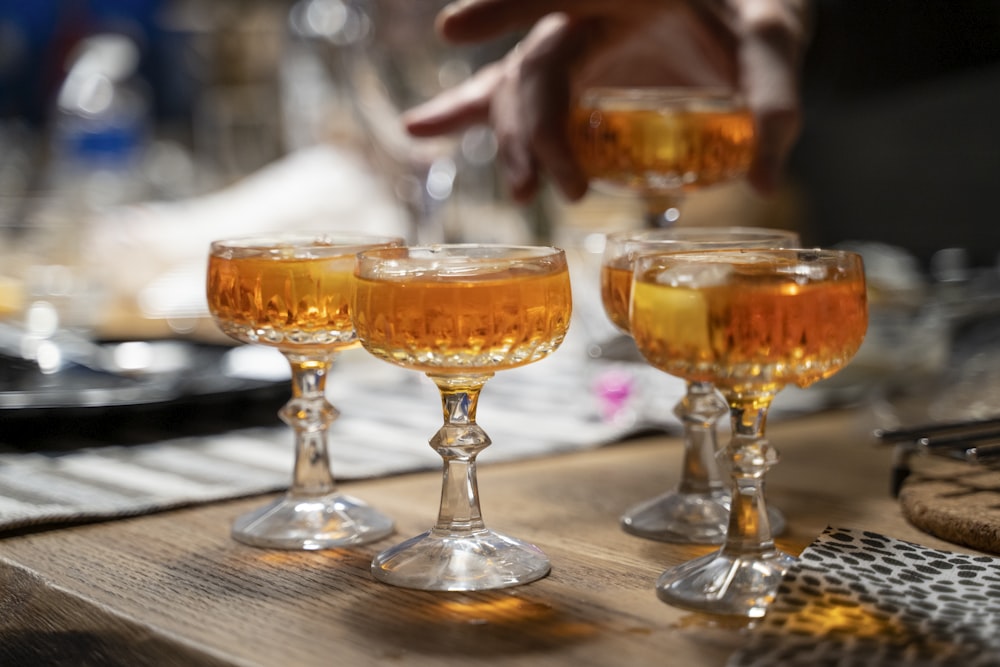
[
  {"left": 601, "top": 227, "right": 800, "bottom": 544},
  {"left": 353, "top": 244, "right": 573, "bottom": 590},
  {"left": 570, "top": 87, "right": 754, "bottom": 228},
  {"left": 630, "top": 248, "right": 867, "bottom": 617},
  {"left": 206, "top": 233, "right": 401, "bottom": 549}
]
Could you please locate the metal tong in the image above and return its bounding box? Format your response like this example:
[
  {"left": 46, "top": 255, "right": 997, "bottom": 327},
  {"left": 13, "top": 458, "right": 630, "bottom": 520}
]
[{"left": 875, "top": 416, "right": 1000, "bottom": 496}]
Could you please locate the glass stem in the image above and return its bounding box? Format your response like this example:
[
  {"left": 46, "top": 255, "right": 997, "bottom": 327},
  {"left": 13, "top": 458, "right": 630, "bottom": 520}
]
[
  {"left": 642, "top": 193, "right": 684, "bottom": 228},
  {"left": 428, "top": 374, "right": 493, "bottom": 535},
  {"left": 280, "top": 352, "right": 339, "bottom": 498},
  {"left": 674, "top": 381, "right": 728, "bottom": 496},
  {"left": 722, "top": 399, "right": 779, "bottom": 557},
  {"left": 402, "top": 157, "right": 454, "bottom": 244}
]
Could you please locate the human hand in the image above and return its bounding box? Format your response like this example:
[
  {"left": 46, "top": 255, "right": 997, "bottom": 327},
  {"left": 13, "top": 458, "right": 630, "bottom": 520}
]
[{"left": 403, "top": 0, "right": 810, "bottom": 203}]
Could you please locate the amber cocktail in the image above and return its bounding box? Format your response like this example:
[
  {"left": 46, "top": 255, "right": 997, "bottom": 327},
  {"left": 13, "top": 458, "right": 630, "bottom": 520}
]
[
  {"left": 571, "top": 87, "right": 754, "bottom": 227},
  {"left": 353, "top": 244, "right": 572, "bottom": 590},
  {"left": 600, "top": 227, "right": 800, "bottom": 545},
  {"left": 630, "top": 248, "right": 867, "bottom": 617},
  {"left": 207, "top": 233, "right": 401, "bottom": 550}
]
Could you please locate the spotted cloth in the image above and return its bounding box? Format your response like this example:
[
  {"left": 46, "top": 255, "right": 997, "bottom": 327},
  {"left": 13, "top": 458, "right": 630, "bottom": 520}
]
[{"left": 729, "top": 526, "right": 1000, "bottom": 667}]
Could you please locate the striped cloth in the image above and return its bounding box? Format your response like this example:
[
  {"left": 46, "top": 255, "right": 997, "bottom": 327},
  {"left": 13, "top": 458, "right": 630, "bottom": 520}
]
[{"left": 0, "top": 345, "right": 659, "bottom": 532}]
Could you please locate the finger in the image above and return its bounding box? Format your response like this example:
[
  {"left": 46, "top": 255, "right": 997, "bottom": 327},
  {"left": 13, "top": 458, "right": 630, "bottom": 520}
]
[
  {"left": 491, "top": 76, "right": 541, "bottom": 203},
  {"left": 438, "top": 0, "right": 570, "bottom": 42},
  {"left": 523, "top": 29, "right": 590, "bottom": 201},
  {"left": 437, "top": 0, "right": 654, "bottom": 43},
  {"left": 749, "top": 107, "right": 800, "bottom": 194},
  {"left": 732, "top": 0, "right": 808, "bottom": 193},
  {"left": 491, "top": 16, "right": 590, "bottom": 201},
  {"left": 402, "top": 63, "right": 504, "bottom": 136}
]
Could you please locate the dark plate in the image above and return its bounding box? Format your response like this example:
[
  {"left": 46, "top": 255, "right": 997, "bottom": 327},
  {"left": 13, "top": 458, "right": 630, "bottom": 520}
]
[{"left": 0, "top": 341, "right": 289, "bottom": 450}]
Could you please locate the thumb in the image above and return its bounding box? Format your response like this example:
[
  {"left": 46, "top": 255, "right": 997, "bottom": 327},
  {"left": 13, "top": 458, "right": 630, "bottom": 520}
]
[{"left": 402, "top": 62, "right": 505, "bottom": 136}]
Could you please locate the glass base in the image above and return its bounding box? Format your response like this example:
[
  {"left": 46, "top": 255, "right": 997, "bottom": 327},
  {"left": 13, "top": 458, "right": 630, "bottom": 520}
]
[
  {"left": 371, "top": 528, "right": 551, "bottom": 591},
  {"left": 655, "top": 548, "right": 796, "bottom": 618},
  {"left": 231, "top": 491, "right": 395, "bottom": 550},
  {"left": 621, "top": 492, "right": 787, "bottom": 544}
]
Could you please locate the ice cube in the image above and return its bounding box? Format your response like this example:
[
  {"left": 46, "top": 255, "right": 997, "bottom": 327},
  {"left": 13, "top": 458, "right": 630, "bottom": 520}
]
[{"left": 655, "top": 262, "right": 732, "bottom": 288}]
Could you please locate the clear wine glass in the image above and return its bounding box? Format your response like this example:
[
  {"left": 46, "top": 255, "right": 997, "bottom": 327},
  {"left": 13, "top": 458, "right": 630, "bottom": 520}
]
[
  {"left": 630, "top": 248, "right": 868, "bottom": 617},
  {"left": 570, "top": 87, "right": 754, "bottom": 228},
  {"left": 206, "top": 232, "right": 401, "bottom": 549},
  {"left": 338, "top": 0, "right": 494, "bottom": 244},
  {"left": 601, "top": 227, "right": 800, "bottom": 544},
  {"left": 353, "top": 244, "right": 573, "bottom": 590}
]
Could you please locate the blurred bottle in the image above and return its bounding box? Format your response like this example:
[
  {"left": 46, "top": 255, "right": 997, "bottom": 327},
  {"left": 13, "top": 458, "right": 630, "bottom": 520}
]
[
  {"left": 47, "top": 32, "right": 152, "bottom": 209},
  {"left": 8, "top": 33, "right": 154, "bottom": 355}
]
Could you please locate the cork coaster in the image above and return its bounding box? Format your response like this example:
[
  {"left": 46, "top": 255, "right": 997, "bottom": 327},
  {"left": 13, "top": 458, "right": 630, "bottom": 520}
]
[{"left": 899, "top": 457, "right": 1000, "bottom": 554}]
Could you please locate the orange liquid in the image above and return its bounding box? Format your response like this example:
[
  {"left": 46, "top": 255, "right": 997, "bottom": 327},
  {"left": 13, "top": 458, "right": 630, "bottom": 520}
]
[
  {"left": 631, "top": 267, "right": 867, "bottom": 397},
  {"left": 599, "top": 259, "right": 634, "bottom": 334},
  {"left": 0, "top": 276, "right": 22, "bottom": 320},
  {"left": 353, "top": 266, "right": 572, "bottom": 374},
  {"left": 570, "top": 103, "right": 754, "bottom": 196},
  {"left": 207, "top": 252, "right": 361, "bottom": 351}
]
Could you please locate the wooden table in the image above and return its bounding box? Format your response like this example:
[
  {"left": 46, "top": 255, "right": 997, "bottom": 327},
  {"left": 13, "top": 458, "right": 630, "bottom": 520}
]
[{"left": 0, "top": 407, "right": 981, "bottom": 666}]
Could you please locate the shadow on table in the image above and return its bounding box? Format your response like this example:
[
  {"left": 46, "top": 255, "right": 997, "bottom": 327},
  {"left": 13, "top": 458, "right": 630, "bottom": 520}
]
[
  {"left": 344, "top": 585, "right": 605, "bottom": 658},
  {"left": 0, "top": 629, "right": 232, "bottom": 667},
  {"left": 0, "top": 563, "right": 231, "bottom": 667}
]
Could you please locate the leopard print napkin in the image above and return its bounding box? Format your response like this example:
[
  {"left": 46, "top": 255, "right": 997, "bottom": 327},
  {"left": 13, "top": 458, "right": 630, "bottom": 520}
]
[{"left": 729, "top": 526, "right": 1000, "bottom": 666}]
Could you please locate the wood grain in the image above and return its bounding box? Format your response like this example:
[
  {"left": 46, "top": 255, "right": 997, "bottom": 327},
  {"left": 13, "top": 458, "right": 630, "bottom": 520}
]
[{"left": 0, "top": 407, "right": 984, "bottom": 666}]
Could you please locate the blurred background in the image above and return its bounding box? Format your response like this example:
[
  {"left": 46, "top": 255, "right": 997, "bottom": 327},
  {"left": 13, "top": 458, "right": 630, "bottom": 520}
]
[
  {"left": 796, "top": 1, "right": 1000, "bottom": 273},
  {"left": 2, "top": 0, "right": 1000, "bottom": 427},
  {"left": 0, "top": 0, "right": 534, "bottom": 342}
]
